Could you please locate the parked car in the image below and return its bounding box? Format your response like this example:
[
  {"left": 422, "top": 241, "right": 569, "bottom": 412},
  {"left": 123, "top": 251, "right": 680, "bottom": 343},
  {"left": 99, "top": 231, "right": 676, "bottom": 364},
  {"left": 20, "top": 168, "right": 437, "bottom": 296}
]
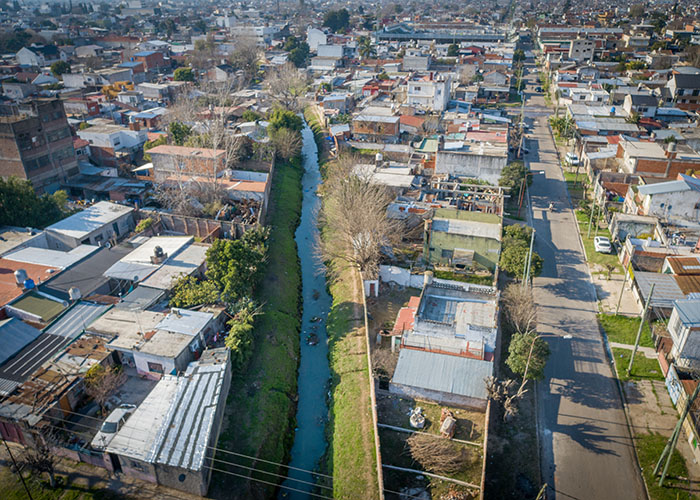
[
  {"left": 91, "top": 404, "right": 136, "bottom": 451},
  {"left": 565, "top": 152, "right": 580, "bottom": 166},
  {"left": 535, "top": 86, "right": 543, "bottom": 92},
  {"left": 594, "top": 236, "right": 612, "bottom": 254}
]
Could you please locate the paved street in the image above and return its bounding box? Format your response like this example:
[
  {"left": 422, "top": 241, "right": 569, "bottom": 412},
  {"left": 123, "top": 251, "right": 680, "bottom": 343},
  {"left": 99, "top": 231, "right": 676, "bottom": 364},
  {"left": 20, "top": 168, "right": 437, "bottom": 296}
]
[{"left": 519, "top": 62, "right": 647, "bottom": 500}]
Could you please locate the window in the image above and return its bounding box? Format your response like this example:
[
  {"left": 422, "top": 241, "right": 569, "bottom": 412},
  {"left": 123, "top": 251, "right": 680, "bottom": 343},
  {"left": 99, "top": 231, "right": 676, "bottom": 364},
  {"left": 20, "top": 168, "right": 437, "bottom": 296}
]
[
  {"left": 147, "top": 362, "right": 164, "bottom": 373},
  {"left": 414, "top": 86, "right": 421, "bottom": 91},
  {"left": 441, "top": 249, "right": 454, "bottom": 259}
]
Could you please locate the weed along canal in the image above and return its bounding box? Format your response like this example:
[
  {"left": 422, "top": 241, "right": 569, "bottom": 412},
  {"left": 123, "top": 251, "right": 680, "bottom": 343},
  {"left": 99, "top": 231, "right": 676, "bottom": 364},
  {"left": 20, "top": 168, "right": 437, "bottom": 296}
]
[{"left": 279, "top": 119, "right": 332, "bottom": 498}]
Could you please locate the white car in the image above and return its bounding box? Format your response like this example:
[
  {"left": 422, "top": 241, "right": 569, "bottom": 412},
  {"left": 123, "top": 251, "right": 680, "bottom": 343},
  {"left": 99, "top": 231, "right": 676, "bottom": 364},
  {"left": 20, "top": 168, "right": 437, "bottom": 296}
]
[
  {"left": 91, "top": 404, "right": 136, "bottom": 451},
  {"left": 565, "top": 152, "right": 580, "bottom": 166},
  {"left": 594, "top": 236, "right": 612, "bottom": 254}
]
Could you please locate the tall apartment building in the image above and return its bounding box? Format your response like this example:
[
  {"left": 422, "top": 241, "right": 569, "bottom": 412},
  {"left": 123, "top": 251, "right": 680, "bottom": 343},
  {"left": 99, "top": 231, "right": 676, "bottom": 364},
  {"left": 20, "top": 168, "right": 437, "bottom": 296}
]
[{"left": 0, "top": 98, "right": 78, "bottom": 193}]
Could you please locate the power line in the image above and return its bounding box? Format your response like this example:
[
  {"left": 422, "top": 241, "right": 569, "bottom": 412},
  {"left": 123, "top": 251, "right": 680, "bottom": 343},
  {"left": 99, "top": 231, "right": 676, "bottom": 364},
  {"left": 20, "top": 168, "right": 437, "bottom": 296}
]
[
  {"left": 44, "top": 408, "right": 334, "bottom": 480},
  {"left": 39, "top": 416, "right": 333, "bottom": 490},
  {"left": 48, "top": 408, "right": 335, "bottom": 481}
]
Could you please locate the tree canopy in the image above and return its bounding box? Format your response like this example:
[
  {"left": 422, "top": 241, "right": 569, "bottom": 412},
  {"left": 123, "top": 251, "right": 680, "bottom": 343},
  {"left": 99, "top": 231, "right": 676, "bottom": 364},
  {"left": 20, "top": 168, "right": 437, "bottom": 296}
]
[
  {"left": 499, "top": 224, "right": 543, "bottom": 279},
  {"left": 0, "top": 177, "right": 69, "bottom": 228},
  {"left": 173, "top": 67, "right": 195, "bottom": 81},
  {"left": 447, "top": 43, "right": 460, "bottom": 57},
  {"left": 268, "top": 108, "right": 303, "bottom": 134},
  {"left": 506, "top": 331, "right": 550, "bottom": 380},
  {"left": 50, "top": 60, "right": 70, "bottom": 76},
  {"left": 323, "top": 8, "right": 350, "bottom": 32}
]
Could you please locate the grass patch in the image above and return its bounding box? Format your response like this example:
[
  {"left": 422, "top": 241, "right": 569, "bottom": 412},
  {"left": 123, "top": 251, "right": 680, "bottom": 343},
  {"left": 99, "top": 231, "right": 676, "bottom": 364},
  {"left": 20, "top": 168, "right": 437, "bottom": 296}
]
[
  {"left": 209, "top": 157, "right": 303, "bottom": 498},
  {"left": 433, "top": 269, "right": 494, "bottom": 285},
  {"left": 612, "top": 347, "right": 663, "bottom": 382},
  {"left": 0, "top": 467, "right": 126, "bottom": 500},
  {"left": 574, "top": 210, "right": 622, "bottom": 273},
  {"left": 598, "top": 314, "right": 653, "bottom": 347},
  {"left": 324, "top": 271, "right": 380, "bottom": 499},
  {"left": 635, "top": 432, "right": 696, "bottom": 500},
  {"left": 563, "top": 170, "right": 585, "bottom": 205}
]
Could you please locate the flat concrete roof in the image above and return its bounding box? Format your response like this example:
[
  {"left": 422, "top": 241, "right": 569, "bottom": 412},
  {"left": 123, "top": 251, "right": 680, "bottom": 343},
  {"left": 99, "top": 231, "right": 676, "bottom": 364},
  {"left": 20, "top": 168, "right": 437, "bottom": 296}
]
[{"left": 47, "top": 202, "right": 133, "bottom": 240}]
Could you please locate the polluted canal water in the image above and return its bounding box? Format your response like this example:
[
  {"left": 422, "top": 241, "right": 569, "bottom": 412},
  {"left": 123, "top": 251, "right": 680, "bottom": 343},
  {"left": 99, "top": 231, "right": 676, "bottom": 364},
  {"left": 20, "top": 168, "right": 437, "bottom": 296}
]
[{"left": 279, "top": 119, "right": 332, "bottom": 498}]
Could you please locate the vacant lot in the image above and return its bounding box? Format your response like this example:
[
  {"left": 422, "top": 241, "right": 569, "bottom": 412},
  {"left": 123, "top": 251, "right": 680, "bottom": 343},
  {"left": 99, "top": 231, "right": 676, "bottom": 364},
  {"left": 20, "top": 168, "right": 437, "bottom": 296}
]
[{"left": 599, "top": 314, "right": 654, "bottom": 347}]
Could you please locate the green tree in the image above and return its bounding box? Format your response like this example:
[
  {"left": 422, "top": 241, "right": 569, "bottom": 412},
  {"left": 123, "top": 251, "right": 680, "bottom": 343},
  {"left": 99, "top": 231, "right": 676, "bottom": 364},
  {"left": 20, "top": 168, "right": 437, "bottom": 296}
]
[
  {"left": 205, "top": 227, "right": 269, "bottom": 302},
  {"left": 0, "top": 177, "right": 68, "bottom": 228},
  {"left": 358, "top": 36, "right": 376, "bottom": 60},
  {"left": 169, "top": 121, "right": 193, "bottom": 145},
  {"left": 169, "top": 275, "right": 221, "bottom": 308},
  {"left": 506, "top": 332, "right": 550, "bottom": 380},
  {"left": 499, "top": 225, "right": 543, "bottom": 279},
  {"left": 288, "top": 43, "right": 310, "bottom": 68},
  {"left": 447, "top": 43, "right": 460, "bottom": 57},
  {"left": 50, "top": 60, "right": 70, "bottom": 76},
  {"left": 143, "top": 134, "right": 167, "bottom": 161},
  {"left": 498, "top": 161, "right": 528, "bottom": 202},
  {"left": 513, "top": 48, "right": 525, "bottom": 63},
  {"left": 224, "top": 298, "right": 257, "bottom": 371},
  {"left": 194, "top": 19, "right": 207, "bottom": 33},
  {"left": 268, "top": 108, "right": 303, "bottom": 134},
  {"left": 173, "top": 67, "right": 195, "bottom": 81},
  {"left": 241, "top": 110, "right": 262, "bottom": 122},
  {"left": 323, "top": 8, "right": 350, "bottom": 32}
]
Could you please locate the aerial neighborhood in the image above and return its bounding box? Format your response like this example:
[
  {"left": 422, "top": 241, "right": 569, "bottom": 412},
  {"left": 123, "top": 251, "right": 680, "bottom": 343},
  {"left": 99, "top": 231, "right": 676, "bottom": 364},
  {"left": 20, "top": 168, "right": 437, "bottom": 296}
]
[{"left": 2, "top": 1, "right": 700, "bottom": 499}]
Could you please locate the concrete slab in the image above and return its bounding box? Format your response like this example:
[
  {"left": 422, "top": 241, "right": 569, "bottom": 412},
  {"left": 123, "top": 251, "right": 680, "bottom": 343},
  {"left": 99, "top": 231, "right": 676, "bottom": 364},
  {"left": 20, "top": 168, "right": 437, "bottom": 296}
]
[{"left": 594, "top": 272, "right": 642, "bottom": 317}]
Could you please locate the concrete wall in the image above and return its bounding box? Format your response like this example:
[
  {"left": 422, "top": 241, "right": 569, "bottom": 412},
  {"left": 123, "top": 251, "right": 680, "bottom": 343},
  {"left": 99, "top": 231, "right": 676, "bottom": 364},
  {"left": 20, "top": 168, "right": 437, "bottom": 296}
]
[
  {"left": 644, "top": 190, "right": 700, "bottom": 221},
  {"left": 435, "top": 151, "right": 507, "bottom": 185},
  {"left": 388, "top": 382, "right": 487, "bottom": 410},
  {"left": 379, "top": 265, "right": 425, "bottom": 289}
]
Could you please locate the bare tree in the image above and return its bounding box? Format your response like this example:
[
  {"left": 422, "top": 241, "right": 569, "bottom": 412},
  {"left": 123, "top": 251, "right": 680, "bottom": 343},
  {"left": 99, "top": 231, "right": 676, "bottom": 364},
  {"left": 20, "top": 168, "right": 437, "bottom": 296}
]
[
  {"left": 269, "top": 126, "right": 302, "bottom": 160},
  {"left": 156, "top": 78, "right": 249, "bottom": 215},
  {"left": 21, "top": 432, "right": 57, "bottom": 487},
  {"left": 502, "top": 283, "right": 537, "bottom": 335},
  {"left": 264, "top": 62, "right": 309, "bottom": 111},
  {"left": 318, "top": 155, "right": 404, "bottom": 279},
  {"left": 229, "top": 35, "right": 261, "bottom": 84},
  {"left": 406, "top": 433, "right": 470, "bottom": 474},
  {"left": 84, "top": 365, "right": 127, "bottom": 415}
]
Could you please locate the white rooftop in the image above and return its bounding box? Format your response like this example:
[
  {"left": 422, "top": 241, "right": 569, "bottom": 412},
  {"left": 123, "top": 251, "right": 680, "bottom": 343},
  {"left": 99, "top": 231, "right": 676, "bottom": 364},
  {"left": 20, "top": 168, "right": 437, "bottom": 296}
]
[
  {"left": 3, "top": 245, "right": 98, "bottom": 269},
  {"left": 47, "top": 202, "right": 133, "bottom": 240}
]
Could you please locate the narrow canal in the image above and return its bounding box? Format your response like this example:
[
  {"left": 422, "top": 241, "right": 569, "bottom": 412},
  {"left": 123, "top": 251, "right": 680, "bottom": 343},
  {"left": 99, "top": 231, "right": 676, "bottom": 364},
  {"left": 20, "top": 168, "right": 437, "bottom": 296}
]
[{"left": 279, "top": 119, "right": 331, "bottom": 498}]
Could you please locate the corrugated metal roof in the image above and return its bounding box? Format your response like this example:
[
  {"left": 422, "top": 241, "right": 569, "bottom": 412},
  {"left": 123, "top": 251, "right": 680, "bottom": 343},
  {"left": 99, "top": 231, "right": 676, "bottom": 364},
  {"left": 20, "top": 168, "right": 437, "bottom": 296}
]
[
  {"left": 635, "top": 272, "right": 686, "bottom": 308},
  {"left": 115, "top": 286, "right": 164, "bottom": 311},
  {"left": 674, "top": 299, "right": 700, "bottom": 326},
  {"left": 45, "top": 301, "right": 109, "bottom": 339},
  {"left": 0, "top": 318, "right": 42, "bottom": 367},
  {"left": 391, "top": 349, "right": 492, "bottom": 400}
]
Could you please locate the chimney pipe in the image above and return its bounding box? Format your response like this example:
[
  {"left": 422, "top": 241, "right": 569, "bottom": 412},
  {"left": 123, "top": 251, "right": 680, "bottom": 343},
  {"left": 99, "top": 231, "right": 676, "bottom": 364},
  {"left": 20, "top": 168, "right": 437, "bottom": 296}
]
[{"left": 664, "top": 141, "right": 676, "bottom": 178}]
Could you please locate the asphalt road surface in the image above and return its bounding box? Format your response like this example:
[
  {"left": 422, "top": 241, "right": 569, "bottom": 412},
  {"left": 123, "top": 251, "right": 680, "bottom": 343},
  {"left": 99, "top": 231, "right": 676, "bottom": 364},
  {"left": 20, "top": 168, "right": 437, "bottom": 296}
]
[{"left": 519, "top": 62, "right": 647, "bottom": 500}]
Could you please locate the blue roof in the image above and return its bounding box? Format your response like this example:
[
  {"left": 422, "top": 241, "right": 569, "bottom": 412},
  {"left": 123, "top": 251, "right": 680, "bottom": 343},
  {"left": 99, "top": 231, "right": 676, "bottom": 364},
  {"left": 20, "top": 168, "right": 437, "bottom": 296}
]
[
  {"left": 0, "top": 318, "right": 42, "bottom": 367},
  {"left": 133, "top": 51, "right": 156, "bottom": 57},
  {"left": 119, "top": 61, "right": 143, "bottom": 68},
  {"left": 674, "top": 299, "right": 700, "bottom": 326}
]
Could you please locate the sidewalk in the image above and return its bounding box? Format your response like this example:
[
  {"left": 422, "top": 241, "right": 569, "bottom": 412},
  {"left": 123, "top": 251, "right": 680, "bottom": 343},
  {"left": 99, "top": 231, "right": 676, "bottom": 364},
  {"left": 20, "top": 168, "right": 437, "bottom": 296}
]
[
  {"left": 609, "top": 341, "right": 657, "bottom": 359},
  {"left": 593, "top": 272, "right": 642, "bottom": 317},
  {"left": 624, "top": 379, "right": 700, "bottom": 494}
]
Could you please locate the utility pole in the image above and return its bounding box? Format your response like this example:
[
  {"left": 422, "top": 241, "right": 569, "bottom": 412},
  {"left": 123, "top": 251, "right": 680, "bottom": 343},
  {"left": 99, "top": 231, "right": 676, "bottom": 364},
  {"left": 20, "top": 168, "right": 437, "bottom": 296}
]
[
  {"left": 2, "top": 436, "right": 33, "bottom": 500},
  {"left": 587, "top": 198, "right": 597, "bottom": 239},
  {"left": 594, "top": 199, "right": 605, "bottom": 238},
  {"left": 615, "top": 266, "right": 629, "bottom": 315},
  {"left": 654, "top": 380, "right": 700, "bottom": 487},
  {"left": 523, "top": 228, "right": 536, "bottom": 288},
  {"left": 627, "top": 283, "right": 654, "bottom": 376}
]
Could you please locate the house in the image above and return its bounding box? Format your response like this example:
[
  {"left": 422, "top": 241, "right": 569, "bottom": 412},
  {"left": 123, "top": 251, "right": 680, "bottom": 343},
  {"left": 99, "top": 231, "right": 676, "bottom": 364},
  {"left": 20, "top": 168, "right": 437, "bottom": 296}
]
[
  {"left": 146, "top": 145, "right": 226, "bottom": 180},
  {"left": 206, "top": 64, "right": 235, "bottom": 83},
  {"left": 623, "top": 94, "right": 659, "bottom": 118},
  {"left": 435, "top": 142, "right": 508, "bottom": 185},
  {"left": 351, "top": 113, "right": 400, "bottom": 143},
  {"left": 16, "top": 45, "right": 65, "bottom": 67},
  {"left": 568, "top": 37, "right": 595, "bottom": 61},
  {"left": 482, "top": 70, "right": 509, "bottom": 87},
  {"left": 402, "top": 48, "right": 431, "bottom": 71},
  {"left": 75, "top": 45, "right": 104, "bottom": 58},
  {"left": 105, "top": 348, "right": 231, "bottom": 495},
  {"left": 95, "top": 307, "right": 218, "bottom": 379},
  {"left": 423, "top": 209, "right": 502, "bottom": 272},
  {"left": 668, "top": 299, "right": 700, "bottom": 369},
  {"left": 129, "top": 51, "right": 167, "bottom": 72},
  {"left": 307, "top": 27, "right": 327, "bottom": 52},
  {"left": 406, "top": 74, "right": 451, "bottom": 112},
  {"left": 46, "top": 201, "right": 134, "bottom": 249},
  {"left": 77, "top": 120, "right": 148, "bottom": 166},
  {"left": 321, "top": 93, "right": 353, "bottom": 114},
  {"left": 667, "top": 73, "right": 700, "bottom": 112},
  {"left": 616, "top": 139, "right": 700, "bottom": 179},
  {"left": 625, "top": 175, "right": 700, "bottom": 222},
  {"left": 388, "top": 275, "right": 499, "bottom": 409}
]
